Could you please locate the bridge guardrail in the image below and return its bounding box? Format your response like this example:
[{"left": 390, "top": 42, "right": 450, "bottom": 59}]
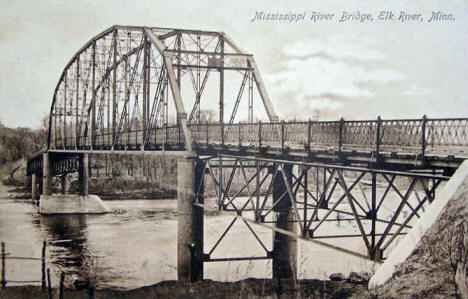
[{"left": 48, "top": 116, "right": 468, "bottom": 157}]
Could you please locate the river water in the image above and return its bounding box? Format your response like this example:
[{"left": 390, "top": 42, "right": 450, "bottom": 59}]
[{"left": 0, "top": 196, "right": 378, "bottom": 290}]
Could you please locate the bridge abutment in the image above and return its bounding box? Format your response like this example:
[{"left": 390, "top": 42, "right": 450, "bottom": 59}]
[
  {"left": 272, "top": 164, "right": 298, "bottom": 282},
  {"left": 177, "top": 158, "right": 204, "bottom": 282}
]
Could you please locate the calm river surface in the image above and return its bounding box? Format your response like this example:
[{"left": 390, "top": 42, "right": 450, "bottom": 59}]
[{"left": 0, "top": 196, "right": 376, "bottom": 290}]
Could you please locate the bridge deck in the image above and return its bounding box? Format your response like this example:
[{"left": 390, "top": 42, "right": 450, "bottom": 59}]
[{"left": 41, "top": 118, "right": 468, "bottom": 170}]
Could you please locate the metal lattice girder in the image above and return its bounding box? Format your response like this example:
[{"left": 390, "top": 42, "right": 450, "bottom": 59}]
[{"left": 201, "top": 155, "right": 450, "bottom": 261}]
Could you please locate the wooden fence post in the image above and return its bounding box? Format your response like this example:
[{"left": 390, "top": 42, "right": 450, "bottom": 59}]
[
  {"left": 42, "top": 241, "right": 46, "bottom": 289},
  {"left": 59, "top": 272, "right": 65, "bottom": 299},
  {"left": 47, "top": 268, "right": 52, "bottom": 297},
  {"left": 1, "top": 242, "right": 6, "bottom": 288}
]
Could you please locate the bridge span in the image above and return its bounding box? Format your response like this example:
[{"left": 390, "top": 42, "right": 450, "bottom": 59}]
[{"left": 27, "top": 25, "right": 468, "bottom": 282}]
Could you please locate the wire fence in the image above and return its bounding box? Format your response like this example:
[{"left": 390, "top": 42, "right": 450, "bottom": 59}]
[{"left": 0, "top": 241, "right": 88, "bottom": 299}]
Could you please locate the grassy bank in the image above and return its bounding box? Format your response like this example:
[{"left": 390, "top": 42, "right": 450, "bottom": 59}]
[
  {"left": 0, "top": 278, "right": 373, "bottom": 298},
  {"left": 87, "top": 177, "right": 176, "bottom": 200}
]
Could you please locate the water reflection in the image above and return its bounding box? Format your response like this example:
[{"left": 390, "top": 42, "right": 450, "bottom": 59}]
[{"left": 36, "top": 215, "right": 97, "bottom": 288}]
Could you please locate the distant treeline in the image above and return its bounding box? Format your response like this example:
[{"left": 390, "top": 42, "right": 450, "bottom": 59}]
[{"left": 0, "top": 119, "right": 47, "bottom": 165}]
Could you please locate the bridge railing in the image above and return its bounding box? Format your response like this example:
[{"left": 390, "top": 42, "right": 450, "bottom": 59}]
[
  {"left": 49, "top": 117, "right": 468, "bottom": 157},
  {"left": 189, "top": 117, "right": 468, "bottom": 156}
]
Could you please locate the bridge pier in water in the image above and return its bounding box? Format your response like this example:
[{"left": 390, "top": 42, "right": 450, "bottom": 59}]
[
  {"left": 38, "top": 152, "right": 108, "bottom": 214},
  {"left": 42, "top": 152, "right": 53, "bottom": 196},
  {"left": 60, "top": 174, "right": 72, "bottom": 194},
  {"left": 177, "top": 158, "right": 204, "bottom": 282},
  {"left": 31, "top": 173, "right": 38, "bottom": 200},
  {"left": 79, "top": 153, "right": 89, "bottom": 196},
  {"left": 272, "top": 164, "right": 298, "bottom": 281}
]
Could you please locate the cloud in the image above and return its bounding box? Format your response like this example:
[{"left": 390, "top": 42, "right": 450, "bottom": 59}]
[
  {"left": 265, "top": 37, "right": 405, "bottom": 118},
  {"left": 283, "top": 36, "right": 387, "bottom": 61},
  {"left": 305, "top": 96, "right": 345, "bottom": 112},
  {"left": 403, "top": 85, "right": 432, "bottom": 97}
]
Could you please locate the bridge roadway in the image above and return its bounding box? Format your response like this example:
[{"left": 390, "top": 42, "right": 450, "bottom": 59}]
[{"left": 41, "top": 117, "right": 468, "bottom": 171}]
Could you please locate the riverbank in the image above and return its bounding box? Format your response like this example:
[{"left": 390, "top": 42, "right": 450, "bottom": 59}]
[{"left": 0, "top": 277, "right": 373, "bottom": 298}]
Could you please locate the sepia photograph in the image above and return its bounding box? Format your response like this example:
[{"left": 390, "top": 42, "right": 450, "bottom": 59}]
[{"left": 0, "top": 0, "right": 467, "bottom": 298}]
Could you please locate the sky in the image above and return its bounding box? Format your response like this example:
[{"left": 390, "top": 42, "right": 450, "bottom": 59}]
[{"left": 0, "top": 0, "right": 467, "bottom": 128}]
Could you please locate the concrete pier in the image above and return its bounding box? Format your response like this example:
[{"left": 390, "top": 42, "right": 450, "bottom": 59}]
[
  {"left": 272, "top": 164, "right": 297, "bottom": 281},
  {"left": 42, "top": 153, "right": 52, "bottom": 196},
  {"left": 177, "top": 158, "right": 204, "bottom": 282},
  {"left": 39, "top": 194, "right": 108, "bottom": 214},
  {"left": 60, "top": 175, "right": 70, "bottom": 194},
  {"left": 39, "top": 152, "right": 108, "bottom": 215},
  {"left": 31, "top": 173, "right": 38, "bottom": 200},
  {"left": 79, "top": 153, "right": 89, "bottom": 196}
]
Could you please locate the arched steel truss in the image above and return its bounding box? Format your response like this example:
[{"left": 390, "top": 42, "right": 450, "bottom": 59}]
[{"left": 48, "top": 25, "right": 279, "bottom": 154}]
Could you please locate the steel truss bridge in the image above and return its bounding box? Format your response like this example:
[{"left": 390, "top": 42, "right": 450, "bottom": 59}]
[{"left": 27, "top": 25, "right": 468, "bottom": 281}]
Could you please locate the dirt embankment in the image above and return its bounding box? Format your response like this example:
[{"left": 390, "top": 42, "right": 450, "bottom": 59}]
[{"left": 375, "top": 178, "right": 468, "bottom": 298}]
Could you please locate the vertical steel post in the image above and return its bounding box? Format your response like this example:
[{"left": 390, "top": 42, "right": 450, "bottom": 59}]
[
  {"left": 177, "top": 158, "right": 204, "bottom": 282},
  {"left": 64, "top": 72, "right": 67, "bottom": 148},
  {"left": 322, "top": 168, "right": 327, "bottom": 208},
  {"left": 219, "top": 36, "right": 224, "bottom": 125},
  {"left": 221, "top": 122, "right": 225, "bottom": 147},
  {"left": 248, "top": 69, "right": 253, "bottom": 123},
  {"left": 54, "top": 103, "right": 57, "bottom": 149},
  {"left": 218, "top": 157, "right": 223, "bottom": 206},
  {"left": 41, "top": 241, "right": 46, "bottom": 289},
  {"left": 112, "top": 29, "right": 117, "bottom": 145},
  {"left": 42, "top": 153, "right": 52, "bottom": 196},
  {"left": 272, "top": 164, "right": 297, "bottom": 281},
  {"left": 421, "top": 114, "right": 427, "bottom": 159},
  {"left": 176, "top": 31, "right": 182, "bottom": 90},
  {"left": 371, "top": 173, "right": 377, "bottom": 260},
  {"left": 255, "top": 160, "right": 260, "bottom": 221},
  {"left": 307, "top": 119, "right": 311, "bottom": 156},
  {"left": 143, "top": 36, "right": 148, "bottom": 144},
  {"left": 107, "top": 65, "right": 110, "bottom": 147},
  {"left": 339, "top": 117, "right": 344, "bottom": 152},
  {"left": 376, "top": 116, "right": 382, "bottom": 158},
  {"left": 281, "top": 120, "right": 285, "bottom": 151},
  {"left": 258, "top": 121, "right": 262, "bottom": 148},
  {"left": 76, "top": 56, "right": 80, "bottom": 148},
  {"left": 303, "top": 165, "right": 308, "bottom": 235},
  {"left": 91, "top": 42, "right": 96, "bottom": 150}
]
